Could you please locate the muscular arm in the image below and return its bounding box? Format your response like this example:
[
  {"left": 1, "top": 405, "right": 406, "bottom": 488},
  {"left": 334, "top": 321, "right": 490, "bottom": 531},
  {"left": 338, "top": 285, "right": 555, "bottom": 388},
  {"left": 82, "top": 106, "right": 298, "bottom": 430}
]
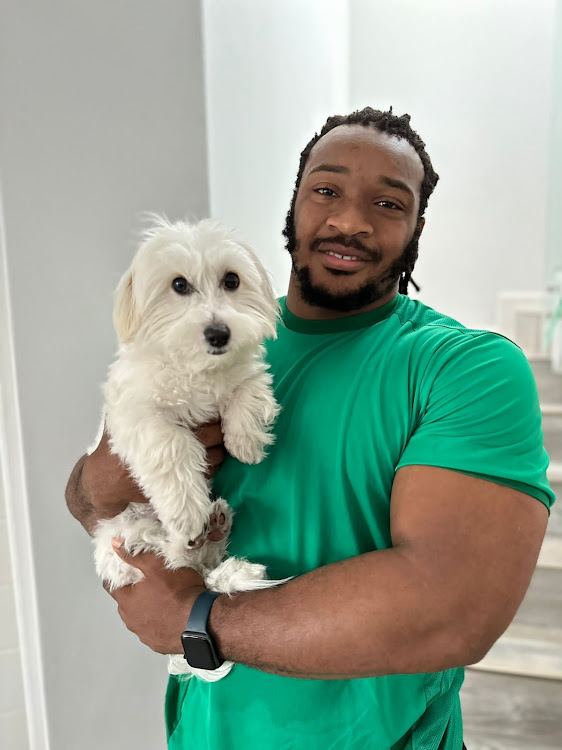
[
  {"left": 65, "top": 423, "right": 226, "bottom": 535},
  {"left": 65, "top": 453, "right": 101, "bottom": 535},
  {"left": 205, "top": 466, "right": 548, "bottom": 678},
  {"left": 65, "top": 432, "right": 141, "bottom": 535}
]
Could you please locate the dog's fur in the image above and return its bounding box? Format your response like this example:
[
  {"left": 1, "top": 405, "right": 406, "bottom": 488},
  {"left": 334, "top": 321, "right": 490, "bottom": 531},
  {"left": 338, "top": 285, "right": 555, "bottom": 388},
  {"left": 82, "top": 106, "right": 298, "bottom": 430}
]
[{"left": 89, "top": 217, "right": 283, "bottom": 680}]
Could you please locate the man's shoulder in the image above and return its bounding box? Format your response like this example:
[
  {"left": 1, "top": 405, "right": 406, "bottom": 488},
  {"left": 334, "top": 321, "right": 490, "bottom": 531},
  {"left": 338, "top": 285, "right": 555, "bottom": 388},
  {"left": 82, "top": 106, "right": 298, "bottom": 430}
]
[
  {"left": 391, "top": 295, "right": 528, "bottom": 378},
  {"left": 395, "top": 295, "right": 517, "bottom": 346},
  {"left": 395, "top": 295, "right": 486, "bottom": 336}
]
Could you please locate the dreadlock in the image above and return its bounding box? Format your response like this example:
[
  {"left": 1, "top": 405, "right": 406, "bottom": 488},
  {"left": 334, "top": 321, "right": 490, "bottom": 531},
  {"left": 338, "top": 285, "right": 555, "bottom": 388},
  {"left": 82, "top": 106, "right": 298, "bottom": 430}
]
[{"left": 282, "top": 106, "right": 439, "bottom": 295}]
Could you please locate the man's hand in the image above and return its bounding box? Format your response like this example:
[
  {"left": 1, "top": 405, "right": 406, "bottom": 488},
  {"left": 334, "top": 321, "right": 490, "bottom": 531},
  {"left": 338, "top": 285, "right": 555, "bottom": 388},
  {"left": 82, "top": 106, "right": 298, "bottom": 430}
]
[
  {"left": 194, "top": 420, "right": 227, "bottom": 480},
  {"left": 108, "top": 540, "right": 207, "bottom": 655},
  {"left": 65, "top": 419, "right": 226, "bottom": 534}
]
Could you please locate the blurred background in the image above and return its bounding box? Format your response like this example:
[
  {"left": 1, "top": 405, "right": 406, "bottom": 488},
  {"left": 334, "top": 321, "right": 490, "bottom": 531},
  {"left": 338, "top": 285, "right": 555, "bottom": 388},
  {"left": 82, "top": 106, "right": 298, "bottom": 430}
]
[{"left": 1, "top": 1, "right": 561, "bottom": 748}]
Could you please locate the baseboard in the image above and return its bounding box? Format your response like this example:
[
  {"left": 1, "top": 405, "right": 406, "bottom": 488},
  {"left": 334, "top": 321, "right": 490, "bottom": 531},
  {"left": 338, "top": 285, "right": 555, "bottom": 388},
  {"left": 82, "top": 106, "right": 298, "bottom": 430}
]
[{"left": 497, "top": 292, "right": 548, "bottom": 358}]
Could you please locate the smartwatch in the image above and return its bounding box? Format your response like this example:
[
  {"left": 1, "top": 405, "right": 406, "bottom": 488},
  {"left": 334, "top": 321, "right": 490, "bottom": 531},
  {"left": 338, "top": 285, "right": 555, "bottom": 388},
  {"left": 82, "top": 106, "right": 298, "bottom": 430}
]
[{"left": 181, "top": 590, "right": 224, "bottom": 670}]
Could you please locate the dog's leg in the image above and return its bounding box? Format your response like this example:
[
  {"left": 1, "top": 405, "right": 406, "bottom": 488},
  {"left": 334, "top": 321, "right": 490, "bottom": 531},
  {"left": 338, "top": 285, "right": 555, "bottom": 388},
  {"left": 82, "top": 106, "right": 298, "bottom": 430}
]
[
  {"left": 107, "top": 412, "right": 214, "bottom": 542},
  {"left": 220, "top": 373, "right": 280, "bottom": 465},
  {"left": 164, "top": 496, "right": 232, "bottom": 574},
  {"left": 192, "top": 497, "right": 232, "bottom": 571},
  {"left": 93, "top": 505, "right": 167, "bottom": 591}
]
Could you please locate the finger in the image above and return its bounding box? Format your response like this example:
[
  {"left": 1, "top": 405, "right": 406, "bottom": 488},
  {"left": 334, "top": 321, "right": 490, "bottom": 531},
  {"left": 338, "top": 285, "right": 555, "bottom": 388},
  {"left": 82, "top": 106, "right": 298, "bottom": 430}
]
[
  {"left": 111, "top": 538, "right": 161, "bottom": 574},
  {"left": 102, "top": 576, "right": 127, "bottom": 600},
  {"left": 108, "top": 584, "right": 133, "bottom": 603},
  {"left": 204, "top": 463, "right": 219, "bottom": 480},
  {"left": 207, "top": 446, "right": 226, "bottom": 467},
  {"left": 203, "top": 447, "right": 226, "bottom": 480},
  {"left": 193, "top": 421, "right": 224, "bottom": 448}
]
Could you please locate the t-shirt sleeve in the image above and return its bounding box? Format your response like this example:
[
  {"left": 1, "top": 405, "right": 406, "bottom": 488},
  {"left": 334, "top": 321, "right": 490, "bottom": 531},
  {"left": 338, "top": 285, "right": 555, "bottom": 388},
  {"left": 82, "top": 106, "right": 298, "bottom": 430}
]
[{"left": 395, "top": 330, "right": 555, "bottom": 511}]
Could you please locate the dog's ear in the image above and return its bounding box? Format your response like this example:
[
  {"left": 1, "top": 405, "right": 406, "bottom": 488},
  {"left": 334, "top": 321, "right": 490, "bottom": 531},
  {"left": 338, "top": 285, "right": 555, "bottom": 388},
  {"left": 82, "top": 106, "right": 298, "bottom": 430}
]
[
  {"left": 237, "top": 240, "right": 280, "bottom": 339},
  {"left": 113, "top": 269, "right": 140, "bottom": 343}
]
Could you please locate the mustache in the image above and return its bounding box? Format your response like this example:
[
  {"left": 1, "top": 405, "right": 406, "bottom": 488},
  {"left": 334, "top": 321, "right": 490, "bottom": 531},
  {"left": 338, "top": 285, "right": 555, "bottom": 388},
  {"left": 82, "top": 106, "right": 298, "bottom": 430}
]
[{"left": 310, "top": 236, "right": 381, "bottom": 262}]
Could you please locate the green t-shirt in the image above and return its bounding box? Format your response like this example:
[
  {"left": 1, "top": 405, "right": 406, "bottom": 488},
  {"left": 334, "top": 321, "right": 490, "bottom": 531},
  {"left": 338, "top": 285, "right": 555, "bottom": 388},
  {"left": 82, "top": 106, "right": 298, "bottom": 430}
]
[{"left": 165, "top": 293, "right": 554, "bottom": 750}]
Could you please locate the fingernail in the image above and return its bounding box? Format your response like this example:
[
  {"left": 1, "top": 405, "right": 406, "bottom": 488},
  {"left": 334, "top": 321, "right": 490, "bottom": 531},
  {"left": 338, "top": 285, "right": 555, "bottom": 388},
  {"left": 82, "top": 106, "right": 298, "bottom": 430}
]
[{"left": 111, "top": 537, "right": 124, "bottom": 550}]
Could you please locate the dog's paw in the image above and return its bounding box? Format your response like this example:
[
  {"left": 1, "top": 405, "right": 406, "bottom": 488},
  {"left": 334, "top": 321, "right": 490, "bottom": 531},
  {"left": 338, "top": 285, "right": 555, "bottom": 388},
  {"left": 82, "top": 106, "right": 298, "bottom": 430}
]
[
  {"left": 207, "top": 498, "right": 232, "bottom": 541},
  {"left": 188, "top": 499, "right": 232, "bottom": 549},
  {"left": 205, "top": 557, "right": 269, "bottom": 593},
  {"left": 224, "top": 430, "right": 271, "bottom": 464}
]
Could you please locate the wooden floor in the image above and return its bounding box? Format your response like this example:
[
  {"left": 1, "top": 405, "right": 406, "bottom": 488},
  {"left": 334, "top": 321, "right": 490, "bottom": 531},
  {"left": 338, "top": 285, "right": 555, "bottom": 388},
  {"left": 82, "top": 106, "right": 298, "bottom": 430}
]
[{"left": 461, "top": 669, "right": 562, "bottom": 749}]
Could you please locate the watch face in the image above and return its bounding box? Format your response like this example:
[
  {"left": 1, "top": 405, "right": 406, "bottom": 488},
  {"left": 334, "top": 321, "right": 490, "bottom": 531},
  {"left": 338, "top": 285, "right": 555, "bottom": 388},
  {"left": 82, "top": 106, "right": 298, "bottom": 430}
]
[{"left": 182, "top": 633, "right": 221, "bottom": 670}]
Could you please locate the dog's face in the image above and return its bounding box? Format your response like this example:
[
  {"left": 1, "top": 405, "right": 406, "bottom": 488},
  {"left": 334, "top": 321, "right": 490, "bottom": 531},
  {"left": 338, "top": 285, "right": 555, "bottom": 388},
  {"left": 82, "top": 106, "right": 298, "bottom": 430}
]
[{"left": 114, "top": 218, "right": 278, "bottom": 362}]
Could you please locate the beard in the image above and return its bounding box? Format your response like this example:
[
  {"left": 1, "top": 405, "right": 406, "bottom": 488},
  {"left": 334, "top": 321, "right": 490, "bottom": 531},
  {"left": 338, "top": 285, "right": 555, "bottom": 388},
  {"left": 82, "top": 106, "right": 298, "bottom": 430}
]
[{"left": 288, "top": 231, "right": 420, "bottom": 313}]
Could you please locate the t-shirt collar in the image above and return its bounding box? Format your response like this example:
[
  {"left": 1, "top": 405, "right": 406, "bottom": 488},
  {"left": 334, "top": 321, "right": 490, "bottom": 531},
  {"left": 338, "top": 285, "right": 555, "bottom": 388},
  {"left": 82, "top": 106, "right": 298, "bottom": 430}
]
[{"left": 279, "top": 294, "right": 402, "bottom": 334}]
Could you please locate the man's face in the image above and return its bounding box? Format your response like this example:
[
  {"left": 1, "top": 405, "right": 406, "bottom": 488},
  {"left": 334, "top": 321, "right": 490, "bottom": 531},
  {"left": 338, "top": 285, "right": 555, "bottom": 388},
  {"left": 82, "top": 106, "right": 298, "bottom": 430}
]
[{"left": 291, "top": 125, "right": 425, "bottom": 312}]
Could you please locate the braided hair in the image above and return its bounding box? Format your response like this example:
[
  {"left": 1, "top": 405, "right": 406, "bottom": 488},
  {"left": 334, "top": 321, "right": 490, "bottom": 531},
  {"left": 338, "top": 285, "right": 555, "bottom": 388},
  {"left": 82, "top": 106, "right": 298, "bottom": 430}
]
[{"left": 282, "top": 107, "right": 439, "bottom": 295}]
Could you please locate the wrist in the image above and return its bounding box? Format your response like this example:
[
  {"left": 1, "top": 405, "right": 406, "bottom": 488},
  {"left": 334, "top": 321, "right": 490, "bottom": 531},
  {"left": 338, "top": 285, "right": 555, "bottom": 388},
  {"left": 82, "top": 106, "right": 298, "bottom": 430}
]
[
  {"left": 181, "top": 590, "right": 225, "bottom": 668},
  {"left": 207, "top": 590, "right": 240, "bottom": 663}
]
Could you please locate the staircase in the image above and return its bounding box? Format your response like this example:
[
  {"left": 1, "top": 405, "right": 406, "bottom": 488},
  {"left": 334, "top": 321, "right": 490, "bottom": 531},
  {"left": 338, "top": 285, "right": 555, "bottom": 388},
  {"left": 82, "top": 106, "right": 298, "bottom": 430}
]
[{"left": 461, "top": 356, "right": 562, "bottom": 749}]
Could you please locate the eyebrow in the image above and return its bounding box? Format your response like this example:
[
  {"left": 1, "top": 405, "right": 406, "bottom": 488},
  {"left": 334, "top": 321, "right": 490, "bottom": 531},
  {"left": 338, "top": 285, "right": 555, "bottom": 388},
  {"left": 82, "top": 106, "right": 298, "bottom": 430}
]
[
  {"left": 307, "top": 164, "right": 350, "bottom": 176},
  {"left": 307, "top": 165, "right": 415, "bottom": 202},
  {"left": 379, "top": 176, "right": 415, "bottom": 201}
]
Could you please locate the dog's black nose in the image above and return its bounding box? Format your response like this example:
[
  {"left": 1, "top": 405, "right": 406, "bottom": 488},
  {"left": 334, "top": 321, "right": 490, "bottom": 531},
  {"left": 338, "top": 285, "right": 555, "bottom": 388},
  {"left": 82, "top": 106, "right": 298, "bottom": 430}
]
[{"left": 204, "top": 323, "right": 231, "bottom": 348}]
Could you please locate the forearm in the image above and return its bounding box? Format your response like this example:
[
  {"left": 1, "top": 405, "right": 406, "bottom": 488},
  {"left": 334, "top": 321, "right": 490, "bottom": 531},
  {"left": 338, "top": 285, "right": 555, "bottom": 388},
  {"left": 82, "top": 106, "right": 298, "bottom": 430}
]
[{"left": 208, "top": 546, "right": 472, "bottom": 679}]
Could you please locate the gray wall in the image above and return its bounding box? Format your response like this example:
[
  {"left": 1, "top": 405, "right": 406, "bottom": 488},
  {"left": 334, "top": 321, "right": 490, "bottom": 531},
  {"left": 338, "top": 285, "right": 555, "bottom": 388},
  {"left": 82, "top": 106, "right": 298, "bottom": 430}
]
[{"left": 0, "top": 2, "right": 209, "bottom": 748}]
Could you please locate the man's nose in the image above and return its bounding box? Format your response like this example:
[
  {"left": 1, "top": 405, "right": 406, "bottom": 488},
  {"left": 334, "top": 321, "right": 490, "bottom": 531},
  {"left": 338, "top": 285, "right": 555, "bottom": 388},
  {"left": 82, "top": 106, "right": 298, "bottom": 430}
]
[{"left": 326, "top": 202, "right": 373, "bottom": 236}]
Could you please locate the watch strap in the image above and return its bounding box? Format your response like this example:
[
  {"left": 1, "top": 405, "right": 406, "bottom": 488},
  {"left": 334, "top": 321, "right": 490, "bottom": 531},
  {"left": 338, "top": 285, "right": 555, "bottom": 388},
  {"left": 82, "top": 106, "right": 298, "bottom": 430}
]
[{"left": 186, "top": 590, "right": 221, "bottom": 634}]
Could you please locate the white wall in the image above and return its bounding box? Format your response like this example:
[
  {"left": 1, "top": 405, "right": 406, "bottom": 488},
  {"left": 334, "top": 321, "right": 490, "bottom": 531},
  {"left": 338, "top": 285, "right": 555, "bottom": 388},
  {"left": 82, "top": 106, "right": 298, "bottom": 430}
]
[
  {"left": 205, "top": 0, "right": 555, "bottom": 331},
  {"left": 0, "top": 2, "right": 209, "bottom": 749},
  {"left": 349, "top": 0, "right": 556, "bottom": 329},
  {"left": 202, "top": 0, "right": 350, "bottom": 294},
  {"left": 546, "top": 0, "right": 562, "bottom": 283}
]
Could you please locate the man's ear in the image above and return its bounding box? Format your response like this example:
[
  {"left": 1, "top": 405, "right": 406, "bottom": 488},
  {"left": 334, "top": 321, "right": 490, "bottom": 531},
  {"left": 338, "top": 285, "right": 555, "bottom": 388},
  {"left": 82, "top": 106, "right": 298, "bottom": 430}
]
[
  {"left": 113, "top": 269, "right": 139, "bottom": 343},
  {"left": 418, "top": 217, "right": 425, "bottom": 236}
]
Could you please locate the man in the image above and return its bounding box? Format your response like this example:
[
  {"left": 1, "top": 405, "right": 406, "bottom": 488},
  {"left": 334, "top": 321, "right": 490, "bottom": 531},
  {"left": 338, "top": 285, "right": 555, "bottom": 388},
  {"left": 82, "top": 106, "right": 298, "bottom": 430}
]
[{"left": 66, "top": 107, "right": 554, "bottom": 749}]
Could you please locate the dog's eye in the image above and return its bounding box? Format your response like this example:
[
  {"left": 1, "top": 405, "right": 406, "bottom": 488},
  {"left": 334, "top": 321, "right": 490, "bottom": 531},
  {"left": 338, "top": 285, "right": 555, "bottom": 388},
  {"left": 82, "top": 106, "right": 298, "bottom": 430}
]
[
  {"left": 223, "top": 272, "right": 240, "bottom": 291},
  {"left": 172, "top": 277, "right": 192, "bottom": 295}
]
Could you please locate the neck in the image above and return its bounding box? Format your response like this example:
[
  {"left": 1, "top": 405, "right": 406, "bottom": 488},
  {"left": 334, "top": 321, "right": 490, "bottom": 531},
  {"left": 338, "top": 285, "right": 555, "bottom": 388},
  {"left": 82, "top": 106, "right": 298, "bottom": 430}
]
[{"left": 285, "top": 276, "right": 399, "bottom": 321}]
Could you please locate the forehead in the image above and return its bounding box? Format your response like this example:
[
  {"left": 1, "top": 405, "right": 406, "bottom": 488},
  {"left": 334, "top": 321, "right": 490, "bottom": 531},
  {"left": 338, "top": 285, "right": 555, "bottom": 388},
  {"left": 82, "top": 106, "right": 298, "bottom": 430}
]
[
  {"left": 136, "top": 229, "right": 258, "bottom": 287},
  {"left": 304, "top": 124, "right": 424, "bottom": 190}
]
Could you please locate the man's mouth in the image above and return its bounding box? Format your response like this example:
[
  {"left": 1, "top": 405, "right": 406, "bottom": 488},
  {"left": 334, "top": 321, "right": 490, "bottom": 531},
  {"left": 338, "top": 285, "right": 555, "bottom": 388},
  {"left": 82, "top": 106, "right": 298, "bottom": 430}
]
[
  {"left": 323, "top": 249, "right": 365, "bottom": 261},
  {"left": 317, "top": 245, "right": 370, "bottom": 271}
]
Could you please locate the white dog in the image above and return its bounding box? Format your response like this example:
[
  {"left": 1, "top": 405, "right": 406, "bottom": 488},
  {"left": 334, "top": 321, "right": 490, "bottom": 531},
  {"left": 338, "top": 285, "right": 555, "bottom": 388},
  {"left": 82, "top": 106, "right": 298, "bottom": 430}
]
[{"left": 89, "top": 217, "right": 283, "bottom": 680}]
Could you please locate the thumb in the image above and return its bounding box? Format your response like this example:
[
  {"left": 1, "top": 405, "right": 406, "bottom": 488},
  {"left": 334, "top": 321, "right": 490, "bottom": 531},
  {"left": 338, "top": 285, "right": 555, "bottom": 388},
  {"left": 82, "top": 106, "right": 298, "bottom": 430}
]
[{"left": 111, "top": 537, "right": 150, "bottom": 572}]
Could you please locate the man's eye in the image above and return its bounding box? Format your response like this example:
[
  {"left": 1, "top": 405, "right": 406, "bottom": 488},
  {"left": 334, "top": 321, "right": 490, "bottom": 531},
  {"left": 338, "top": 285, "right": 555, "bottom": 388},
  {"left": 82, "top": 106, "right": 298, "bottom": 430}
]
[
  {"left": 315, "top": 187, "right": 337, "bottom": 197},
  {"left": 377, "top": 201, "right": 401, "bottom": 210}
]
